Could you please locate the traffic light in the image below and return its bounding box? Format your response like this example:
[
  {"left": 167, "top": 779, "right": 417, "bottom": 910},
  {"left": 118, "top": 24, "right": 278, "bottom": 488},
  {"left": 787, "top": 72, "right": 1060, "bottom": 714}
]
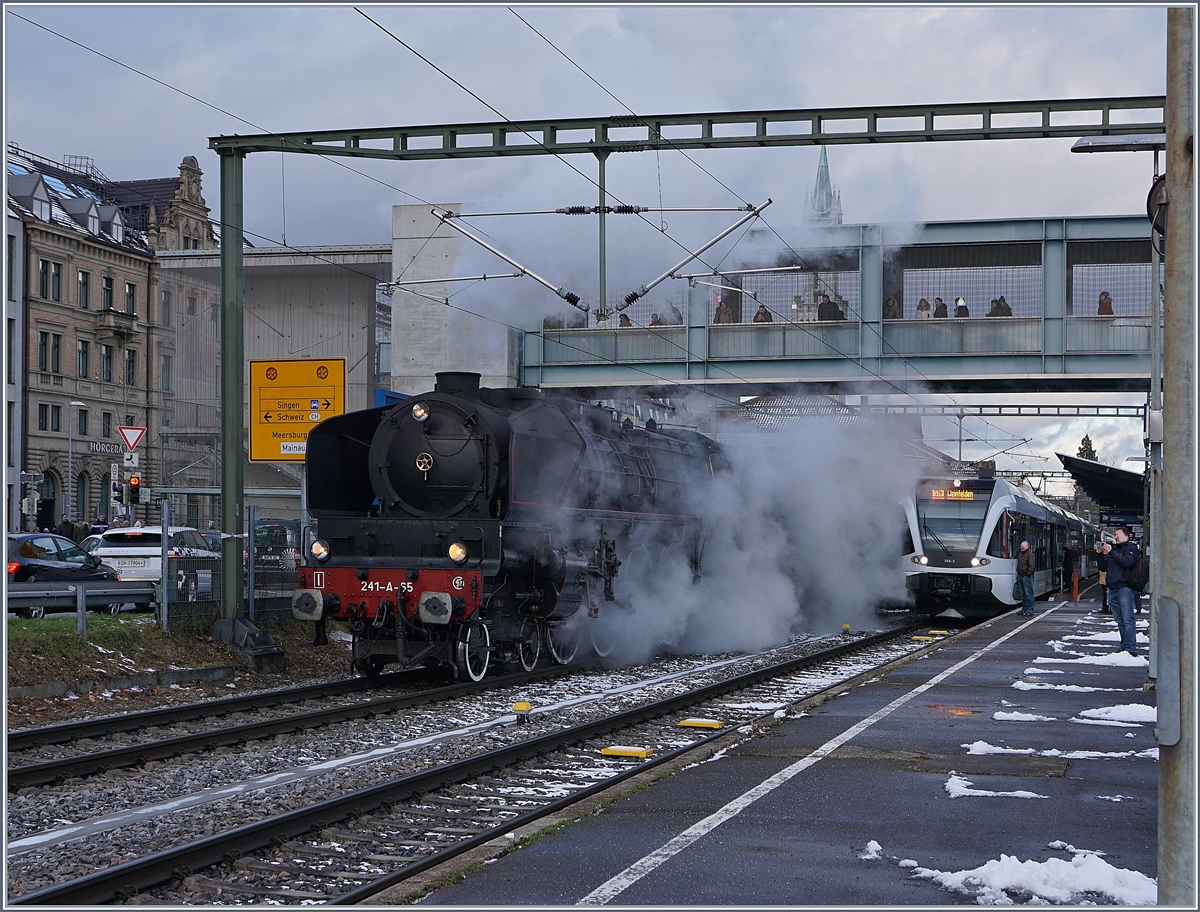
[
  {"left": 113, "top": 480, "right": 124, "bottom": 504},
  {"left": 129, "top": 474, "right": 141, "bottom": 504}
]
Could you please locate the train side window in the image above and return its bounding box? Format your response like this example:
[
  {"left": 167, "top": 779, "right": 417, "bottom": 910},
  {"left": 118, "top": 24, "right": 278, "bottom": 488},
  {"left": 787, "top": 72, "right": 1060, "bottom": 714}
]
[
  {"left": 987, "top": 511, "right": 1008, "bottom": 558},
  {"left": 900, "top": 511, "right": 915, "bottom": 555}
]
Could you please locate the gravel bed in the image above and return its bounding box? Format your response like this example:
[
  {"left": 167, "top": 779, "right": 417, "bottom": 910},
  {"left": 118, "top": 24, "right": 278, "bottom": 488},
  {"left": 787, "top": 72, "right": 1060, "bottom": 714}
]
[{"left": 6, "top": 629, "right": 915, "bottom": 900}]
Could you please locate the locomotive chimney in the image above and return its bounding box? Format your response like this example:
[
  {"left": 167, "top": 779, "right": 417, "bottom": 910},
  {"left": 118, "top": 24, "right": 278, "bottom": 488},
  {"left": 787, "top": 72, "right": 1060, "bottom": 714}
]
[{"left": 434, "top": 372, "right": 481, "bottom": 399}]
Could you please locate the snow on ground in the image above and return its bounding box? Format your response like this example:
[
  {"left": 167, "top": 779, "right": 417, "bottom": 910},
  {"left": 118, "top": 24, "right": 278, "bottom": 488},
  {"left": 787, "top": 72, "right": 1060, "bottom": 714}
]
[
  {"left": 858, "top": 840, "right": 883, "bottom": 860},
  {"left": 944, "top": 772, "right": 1048, "bottom": 799},
  {"left": 1023, "top": 667, "right": 1065, "bottom": 674},
  {"left": 1032, "top": 652, "right": 1149, "bottom": 667},
  {"left": 994, "top": 711, "right": 1056, "bottom": 722},
  {"left": 1013, "top": 681, "right": 1133, "bottom": 693},
  {"left": 1070, "top": 718, "right": 1142, "bottom": 727},
  {"left": 1078, "top": 703, "right": 1156, "bottom": 724},
  {"left": 910, "top": 851, "right": 1157, "bottom": 905},
  {"left": 1097, "top": 794, "right": 1136, "bottom": 802},
  {"left": 962, "top": 740, "right": 1159, "bottom": 760},
  {"left": 1047, "top": 840, "right": 1105, "bottom": 856},
  {"left": 1062, "top": 631, "right": 1150, "bottom": 645}
]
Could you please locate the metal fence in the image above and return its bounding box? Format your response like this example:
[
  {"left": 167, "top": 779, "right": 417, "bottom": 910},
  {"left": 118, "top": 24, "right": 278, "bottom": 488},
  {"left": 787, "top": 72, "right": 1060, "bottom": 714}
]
[
  {"left": 708, "top": 322, "right": 861, "bottom": 359},
  {"left": 542, "top": 327, "right": 688, "bottom": 363},
  {"left": 1065, "top": 316, "right": 1155, "bottom": 353},
  {"left": 161, "top": 555, "right": 222, "bottom": 633},
  {"left": 882, "top": 316, "right": 1043, "bottom": 355},
  {"left": 902, "top": 265, "right": 1044, "bottom": 317},
  {"left": 1070, "top": 263, "right": 1164, "bottom": 316}
]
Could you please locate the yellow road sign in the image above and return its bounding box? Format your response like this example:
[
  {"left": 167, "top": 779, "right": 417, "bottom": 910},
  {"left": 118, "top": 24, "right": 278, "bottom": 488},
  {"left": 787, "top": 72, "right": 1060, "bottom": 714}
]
[{"left": 249, "top": 358, "right": 346, "bottom": 462}]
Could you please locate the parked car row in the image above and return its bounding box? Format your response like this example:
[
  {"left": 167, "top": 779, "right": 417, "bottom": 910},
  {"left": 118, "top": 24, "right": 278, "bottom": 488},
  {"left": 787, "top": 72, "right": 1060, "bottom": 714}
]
[{"left": 8, "top": 518, "right": 301, "bottom": 619}]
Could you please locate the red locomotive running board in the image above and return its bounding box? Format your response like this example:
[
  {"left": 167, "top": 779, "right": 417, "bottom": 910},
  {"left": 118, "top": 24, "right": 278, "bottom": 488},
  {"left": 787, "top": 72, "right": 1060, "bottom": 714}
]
[{"left": 297, "top": 566, "right": 482, "bottom": 621}]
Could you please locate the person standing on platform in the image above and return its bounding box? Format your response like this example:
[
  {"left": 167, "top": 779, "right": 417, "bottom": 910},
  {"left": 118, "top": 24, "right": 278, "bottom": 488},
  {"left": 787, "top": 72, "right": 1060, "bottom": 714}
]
[
  {"left": 933, "top": 297, "right": 948, "bottom": 318},
  {"left": 817, "top": 294, "right": 844, "bottom": 321},
  {"left": 1017, "top": 540, "right": 1037, "bottom": 616},
  {"left": 954, "top": 296, "right": 970, "bottom": 317},
  {"left": 1097, "top": 527, "right": 1141, "bottom": 655},
  {"left": 618, "top": 314, "right": 633, "bottom": 327},
  {"left": 1097, "top": 291, "right": 1115, "bottom": 315},
  {"left": 712, "top": 300, "right": 734, "bottom": 324},
  {"left": 1061, "top": 545, "right": 1075, "bottom": 596},
  {"left": 883, "top": 297, "right": 902, "bottom": 319},
  {"left": 752, "top": 303, "right": 773, "bottom": 323},
  {"left": 915, "top": 298, "right": 932, "bottom": 318}
]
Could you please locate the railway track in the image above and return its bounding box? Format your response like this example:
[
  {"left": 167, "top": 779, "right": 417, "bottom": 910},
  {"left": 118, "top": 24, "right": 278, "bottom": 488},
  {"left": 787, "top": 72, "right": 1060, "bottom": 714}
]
[
  {"left": 9, "top": 620, "right": 946, "bottom": 905},
  {"left": 7, "top": 666, "right": 580, "bottom": 789}
]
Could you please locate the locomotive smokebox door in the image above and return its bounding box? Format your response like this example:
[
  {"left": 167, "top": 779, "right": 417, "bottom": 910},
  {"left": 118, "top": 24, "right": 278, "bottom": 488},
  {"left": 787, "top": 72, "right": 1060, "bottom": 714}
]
[{"left": 418, "top": 591, "right": 452, "bottom": 624}]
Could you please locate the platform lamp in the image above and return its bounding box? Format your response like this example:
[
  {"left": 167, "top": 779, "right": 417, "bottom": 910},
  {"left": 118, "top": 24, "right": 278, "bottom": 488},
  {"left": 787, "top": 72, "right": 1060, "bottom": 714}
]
[{"left": 66, "top": 400, "right": 85, "bottom": 520}]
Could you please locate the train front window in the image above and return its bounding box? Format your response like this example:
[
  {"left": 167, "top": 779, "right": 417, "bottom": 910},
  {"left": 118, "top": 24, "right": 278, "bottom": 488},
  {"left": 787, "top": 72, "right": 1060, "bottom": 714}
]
[{"left": 916, "top": 499, "right": 989, "bottom": 553}]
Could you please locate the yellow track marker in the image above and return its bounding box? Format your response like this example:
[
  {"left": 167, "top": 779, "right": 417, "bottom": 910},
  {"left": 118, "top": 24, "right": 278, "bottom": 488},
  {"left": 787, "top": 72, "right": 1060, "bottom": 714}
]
[
  {"left": 928, "top": 630, "right": 951, "bottom": 637},
  {"left": 601, "top": 746, "right": 653, "bottom": 758},
  {"left": 680, "top": 718, "right": 725, "bottom": 729},
  {"left": 912, "top": 635, "right": 935, "bottom": 642},
  {"left": 512, "top": 701, "right": 532, "bottom": 712}
]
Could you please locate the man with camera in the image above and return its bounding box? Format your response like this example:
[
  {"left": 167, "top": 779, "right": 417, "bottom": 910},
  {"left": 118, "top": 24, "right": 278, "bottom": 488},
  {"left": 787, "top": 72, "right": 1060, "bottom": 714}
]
[{"left": 1096, "top": 526, "right": 1141, "bottom": 656}]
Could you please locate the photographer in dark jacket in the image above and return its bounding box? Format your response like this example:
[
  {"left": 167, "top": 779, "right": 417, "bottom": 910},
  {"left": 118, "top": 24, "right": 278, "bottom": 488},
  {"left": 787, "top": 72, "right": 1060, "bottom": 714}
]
[
  {"left": 1016, "top": 540, "right": 1037, "bottom": 616},
  {"left": 1096, "top": 526, "right": 1141, "bottom": 655}
]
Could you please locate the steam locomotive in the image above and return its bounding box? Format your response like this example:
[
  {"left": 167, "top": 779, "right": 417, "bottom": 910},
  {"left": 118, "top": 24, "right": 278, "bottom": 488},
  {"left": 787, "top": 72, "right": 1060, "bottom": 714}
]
[{"left": 292, "top": 372, "right": 728, "bottom": 679}]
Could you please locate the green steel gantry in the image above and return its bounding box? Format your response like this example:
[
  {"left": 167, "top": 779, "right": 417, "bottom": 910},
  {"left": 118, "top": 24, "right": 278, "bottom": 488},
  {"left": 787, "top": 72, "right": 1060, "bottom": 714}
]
[{"left": 208, "top": 95, "right": 1165, "bottom": 617}]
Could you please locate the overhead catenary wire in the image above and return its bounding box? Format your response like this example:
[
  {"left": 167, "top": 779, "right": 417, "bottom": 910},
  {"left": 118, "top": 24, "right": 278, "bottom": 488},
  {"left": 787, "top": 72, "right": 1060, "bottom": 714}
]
[
  {"left": 15, "top": 7, "right": 1041, "bottom": 458},
  {"left": 508, "top": 7, "right": 1033, "bottom": 453}
]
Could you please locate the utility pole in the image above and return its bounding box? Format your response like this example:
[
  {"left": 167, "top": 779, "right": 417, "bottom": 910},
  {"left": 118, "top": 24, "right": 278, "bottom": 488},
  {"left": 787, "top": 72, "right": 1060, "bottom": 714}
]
[
  {"left": 219, "top": 151, "right": 246, "bottom": 620},
  {"left": 1159, "top": 6, "right": 1195, "bottom": 905}
]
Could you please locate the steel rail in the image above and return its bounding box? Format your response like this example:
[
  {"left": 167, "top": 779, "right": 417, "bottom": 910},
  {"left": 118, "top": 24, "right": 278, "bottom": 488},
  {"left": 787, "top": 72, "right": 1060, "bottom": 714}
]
[
  {"left": 10, "top": 623, "right": 926, "bottom": 905},
  {"left": 7, "top": 666, "right": 579, "bottom": 787},
  {"left": 8, "top": 670, "right": 423, "bottom": 751}
]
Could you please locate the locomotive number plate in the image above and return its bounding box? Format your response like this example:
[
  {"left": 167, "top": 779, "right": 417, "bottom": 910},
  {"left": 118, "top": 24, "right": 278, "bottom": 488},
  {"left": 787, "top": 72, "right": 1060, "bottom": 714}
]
[{"left": 361, "top": 580, "right": 415, "bottom": 593}]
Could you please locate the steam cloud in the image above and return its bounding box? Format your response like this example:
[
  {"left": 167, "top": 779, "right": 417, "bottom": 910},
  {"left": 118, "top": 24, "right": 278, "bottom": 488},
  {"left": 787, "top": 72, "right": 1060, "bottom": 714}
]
[{"left": 582, "top": 418, "right": 922, "bottom": 665}]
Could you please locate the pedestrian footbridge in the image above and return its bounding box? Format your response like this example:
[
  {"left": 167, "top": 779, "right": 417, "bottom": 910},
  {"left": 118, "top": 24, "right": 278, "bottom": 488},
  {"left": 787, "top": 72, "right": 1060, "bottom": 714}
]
[{"left": 522, "top": 216, "right": 1156, "bottom": 395}]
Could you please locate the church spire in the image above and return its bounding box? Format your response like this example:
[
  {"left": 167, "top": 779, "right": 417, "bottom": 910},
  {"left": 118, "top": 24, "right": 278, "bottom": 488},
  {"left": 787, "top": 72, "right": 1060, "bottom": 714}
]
[{"left": 803, "top": 146, "right": 843, "bottom": 227}]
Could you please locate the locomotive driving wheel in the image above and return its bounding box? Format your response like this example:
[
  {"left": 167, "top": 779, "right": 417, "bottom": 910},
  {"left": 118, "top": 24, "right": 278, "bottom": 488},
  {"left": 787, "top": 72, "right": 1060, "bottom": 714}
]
[
  {"left": 587, "top": 612, "right": 615, "bottom": 658},
  {"left": 516, "top": 617, "right": 540, "bottom": 672},
  {"left": 455, "top": 623, "right": 491, "bottom": 682},
  {"left": 544, "top": 620, "right": 582, "bottom": 666}
]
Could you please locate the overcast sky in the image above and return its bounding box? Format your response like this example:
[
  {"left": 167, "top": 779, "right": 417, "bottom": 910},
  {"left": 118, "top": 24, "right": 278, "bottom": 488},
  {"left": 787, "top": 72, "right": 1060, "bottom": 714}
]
[{"left": 4, "top": 3, "right": 1167, "bottom": 482}]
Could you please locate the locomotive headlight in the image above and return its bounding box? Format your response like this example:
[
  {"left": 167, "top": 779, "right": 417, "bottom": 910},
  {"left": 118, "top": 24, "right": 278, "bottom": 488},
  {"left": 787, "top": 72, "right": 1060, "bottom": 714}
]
[
  {"left": 917, "top": 555, "right": 930, "bottom": 565},
  {"left": 310, "top": 539, "right": 331, "bottom": 563},
  {"left": 412, "top": 401, "right": 430, "bottom": 422},
  {"left": 970, "top": 556, "right": 981, "bottom": 567},
  {"left": 448, "top": 542, "right": 468, "bottom": 563}
]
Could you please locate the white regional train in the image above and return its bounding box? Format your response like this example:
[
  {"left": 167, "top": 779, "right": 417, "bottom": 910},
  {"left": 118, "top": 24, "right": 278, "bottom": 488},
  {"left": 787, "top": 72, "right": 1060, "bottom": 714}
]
[{"left": 902, "top": 473, "right": 1100, "bottom": 618}]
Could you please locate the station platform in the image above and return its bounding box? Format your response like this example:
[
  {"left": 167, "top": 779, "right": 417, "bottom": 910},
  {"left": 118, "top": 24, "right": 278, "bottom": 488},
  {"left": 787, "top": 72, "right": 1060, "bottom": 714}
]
[{"left": 415, "top": 601, "right": 1158, "bottom": 906}]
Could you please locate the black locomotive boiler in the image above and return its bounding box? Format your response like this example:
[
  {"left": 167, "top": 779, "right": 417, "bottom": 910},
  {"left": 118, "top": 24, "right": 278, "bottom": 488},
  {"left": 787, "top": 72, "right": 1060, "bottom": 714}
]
[{"left": 292, "top": 372, "right": 728, "bottom": 679}]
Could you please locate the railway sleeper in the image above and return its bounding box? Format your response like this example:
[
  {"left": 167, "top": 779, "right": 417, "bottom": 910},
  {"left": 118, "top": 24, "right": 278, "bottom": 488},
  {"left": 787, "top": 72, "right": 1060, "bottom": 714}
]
[
  {"left": 233, "top": 858, "right": 367, "bottom": 880},
  {"left": 181, "top": 874, "right": 330, "bottom": 900}
]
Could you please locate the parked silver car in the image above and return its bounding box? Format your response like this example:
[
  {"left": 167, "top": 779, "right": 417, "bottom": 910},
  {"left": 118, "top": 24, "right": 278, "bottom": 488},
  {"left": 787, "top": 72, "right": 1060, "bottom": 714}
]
[{"left": 92, "top": 526, "right": 218, "bottom": 608}]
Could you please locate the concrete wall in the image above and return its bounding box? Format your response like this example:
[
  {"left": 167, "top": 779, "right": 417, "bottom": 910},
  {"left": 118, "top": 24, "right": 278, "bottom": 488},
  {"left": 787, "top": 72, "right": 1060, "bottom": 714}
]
[{"left": 391, "top": 204, "right": 520, "bottom": 395}]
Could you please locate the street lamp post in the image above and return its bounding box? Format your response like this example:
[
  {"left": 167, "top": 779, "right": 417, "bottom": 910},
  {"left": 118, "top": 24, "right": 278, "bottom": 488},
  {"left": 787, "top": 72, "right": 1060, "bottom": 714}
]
[{"left": 66, "top": 400, "right": 85, "bottom": 521}]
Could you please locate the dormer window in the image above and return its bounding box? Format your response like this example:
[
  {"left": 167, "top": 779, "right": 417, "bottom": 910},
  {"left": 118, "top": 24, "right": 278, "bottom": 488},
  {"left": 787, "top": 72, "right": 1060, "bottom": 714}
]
[
  {"left": 62, "top": 198, "right": 101, "bottom": 235},
  {"left": 98, "top": 206, "right": 125, "bottom": 243},
  {"left": 9, "top": 173, "right": 52, "bottom": 221}
]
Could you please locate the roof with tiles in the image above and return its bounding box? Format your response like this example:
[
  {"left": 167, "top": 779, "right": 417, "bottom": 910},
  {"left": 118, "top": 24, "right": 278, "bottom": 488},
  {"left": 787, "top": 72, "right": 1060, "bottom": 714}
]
[
  {"left": 108, "top": 177, "right": 180, "bottom": 231},
  {"left": 7, "top": 147, "right": 152, "bottom": 255}
]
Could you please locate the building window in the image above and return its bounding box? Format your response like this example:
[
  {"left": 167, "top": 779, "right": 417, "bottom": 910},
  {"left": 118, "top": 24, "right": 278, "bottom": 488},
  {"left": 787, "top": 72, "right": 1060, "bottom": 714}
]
[
  {"left": 101, "top": 344, "right": 113, "bottom": 383},
  {"left": 37, "top": 403, "right": 47, "bottom": 431},
  {"left": 6, "top": 235, "right": 14, "bottom": 301},
  {"left": 6, "top": 318, "right": 14, "bottom": 384},
  {"left": 7, "top": 402, "right": 14, "bottom": 466},
  {"left": 78, "top": 270, "right": 90, "bottom": 309},
  {"left": 50, "top": 404, "right": 60, "bottom": 432},
  {"left": 78, "top": 409, "right": 88, "bottom": 436},
  {"left": 102, "top": 411, "right": 112, "bottom": 437},
  {"left": 124, "top": 282, "right": 136, "bottom": 314},
  {"left": 124, "top": 349, "right": 137, "bottom": 386},
  {"left": 160, "top": 354, "right": 172, "bottom": 392},
  {"left": 38, "top": 259, "right": 49, "bottom": 298},
  {"left": 77, "top": 339, "right": 89, "bottom": 378},
  {"left": 102, "top": 276, "right": 113, "bottom": 310},
  {"left": 161, "top": 289, "right": 172, "bottom": 325},
  {"left": 51, "top": 262, "right": 61, "bottom": 302},
  {"left": 50, "top": 333, "right": 61, "bottom": 373},
  {"left": 186, "top": 295, "right": 196, "bottom": 317},
  {"left": 210, "top": 296, "right": 218, "bottom": 321},
  {"left": 38, "top": 331, "right": 48, "bottom": 372}
]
